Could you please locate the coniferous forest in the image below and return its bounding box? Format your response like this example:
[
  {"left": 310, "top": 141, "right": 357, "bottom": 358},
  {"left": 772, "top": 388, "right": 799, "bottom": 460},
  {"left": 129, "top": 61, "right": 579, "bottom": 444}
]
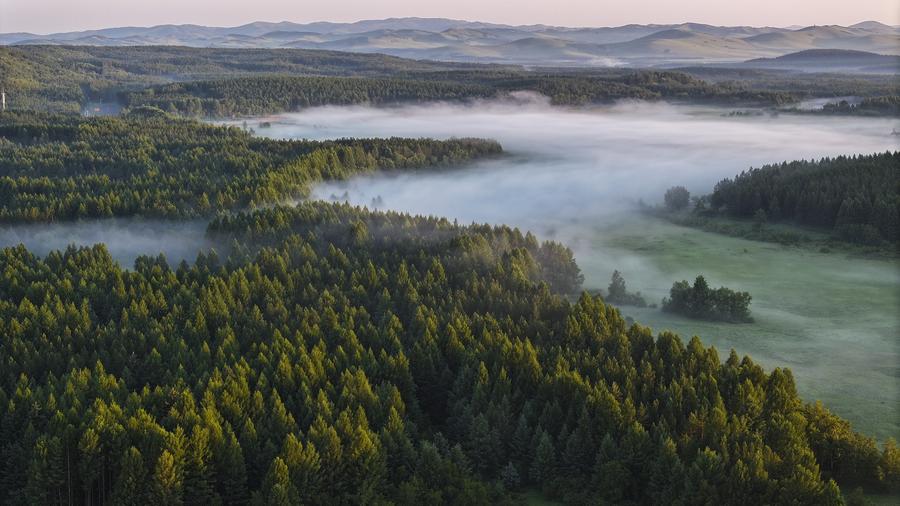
[
  {"left": 0, "top": 110, "right": 500, "bottom": 222},
  {"left": 5, "top": 46, "right": 895, "bottom": 116},
  {"left": 708, "top": 152, "right": 900, "bottom": 245},
  {"left": 0, "top": 38, "right": 898, "bottom": 506},
  {"left": 2, "top": 202, "right": 898, "bottom": 505}
]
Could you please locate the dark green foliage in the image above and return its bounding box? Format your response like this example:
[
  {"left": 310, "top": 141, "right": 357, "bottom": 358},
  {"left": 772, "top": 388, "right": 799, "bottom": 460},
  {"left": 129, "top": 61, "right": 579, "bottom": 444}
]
[
  {"left": 121, "top": 70, "right": 804, "bottom": 117},
  {"left": 816, "top": 96, "right": 900, "bottom": 117},
  {"left": 122, "top": 76, "right": 497, "bottom": 117},
  {"left": 605, "top": 270, "right": 648, "bottom": 307},
  {"left": 662, "top": 275, "right": 753, "bottom": 322},
  {"left": 709, "top": 152, "right": 900, "bottom": 245},
  {"left": 0, "top": 201, "right": 896, "bottom": 504},
  {"left": 2, "top": 45, "right": 812, "bottom": 116},
  {"left": 0, "top": 45, "right": 490, "bottom": 113},
  {"left": 0, "top": 112, "right": 500, "bottom": 222}
]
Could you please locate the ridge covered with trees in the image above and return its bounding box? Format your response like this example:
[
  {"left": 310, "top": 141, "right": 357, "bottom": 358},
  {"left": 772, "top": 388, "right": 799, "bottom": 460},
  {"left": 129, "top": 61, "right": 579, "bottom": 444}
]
[
  {"left": 0, "top": 111, "right": 500, "bottom": 222},
  {"left": 0, "top": 201, "right": 897, "bottom": 505},
  {"left": 121, "top": 76, "right": 498, "bottom": 117},
  {"left": 5, "top": 46, "right": 888, "bottom": 116},
  {"left": 118, "top": 71, "right": 806, "bottom": 117},
  {"left": 1, "top": 43, "right": 898, "bottom": 505}
]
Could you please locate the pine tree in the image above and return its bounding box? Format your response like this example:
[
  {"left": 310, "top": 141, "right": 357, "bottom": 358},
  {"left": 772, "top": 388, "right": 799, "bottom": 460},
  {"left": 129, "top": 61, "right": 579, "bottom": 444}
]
[
  {"left": 218, "top": 431, "right": 249, "bottom": 506},
  {"left": 184, "top": 425, "right": 219, "bottom": 505},
  {"left": 530, "top": 431, "right": 555, "bottom": 485},
  {"left": 260, "top": 457, "right": 298, "bottom": 506},
  {"left": 151, "top": 450, "right": 184, "bottom": 506},
  {"left": 111, "top": 447, "right": 147, "bottom": 506}
]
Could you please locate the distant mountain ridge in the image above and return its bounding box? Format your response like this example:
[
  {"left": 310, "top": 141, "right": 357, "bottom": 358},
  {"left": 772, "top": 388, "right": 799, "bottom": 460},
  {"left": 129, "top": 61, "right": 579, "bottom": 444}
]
[
  {"left": 3, "top": 17, "right": 898, "bottom": 68},
  {"left": 742, "top": 49, "right": 900, "bottom": 73}
]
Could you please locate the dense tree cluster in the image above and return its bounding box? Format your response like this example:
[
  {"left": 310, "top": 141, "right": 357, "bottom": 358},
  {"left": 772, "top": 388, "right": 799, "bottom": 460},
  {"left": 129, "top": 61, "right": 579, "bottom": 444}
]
[
  {"left": 662, "top": 276, "right": 753, "bottom": 323},
  {"left": 709, "top": 152, "right": 900, "bottom": 245},
  {"left": 0, "top": 202, "right": 897, "bottom": 505},
  {"left": 0, "top": 111, "right": 501, "bottom": 222},
  {"left": 121, "top": 76, "right": 497, "bottom": 117}
]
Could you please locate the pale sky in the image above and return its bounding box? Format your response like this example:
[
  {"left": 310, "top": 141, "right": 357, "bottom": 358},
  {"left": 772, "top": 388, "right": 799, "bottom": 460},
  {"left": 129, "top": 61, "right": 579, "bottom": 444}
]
[{"left": 2, "top": 0, "right": 898, "bottom": 34}]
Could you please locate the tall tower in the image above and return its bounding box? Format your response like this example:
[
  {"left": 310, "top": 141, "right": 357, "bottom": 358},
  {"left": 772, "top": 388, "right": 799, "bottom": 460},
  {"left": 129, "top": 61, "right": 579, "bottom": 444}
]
[{"left": 1, "top": 89, "right": 5, "bottom": 112}]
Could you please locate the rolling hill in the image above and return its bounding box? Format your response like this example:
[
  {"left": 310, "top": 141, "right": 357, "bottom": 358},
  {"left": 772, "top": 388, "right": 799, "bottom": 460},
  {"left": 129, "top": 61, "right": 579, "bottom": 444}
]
[
  {"left": 3, "top": 17, "right": 898, "bottom": 68},
  {"left": 743, "top": 49, "right": 900, "bottom": 73}
]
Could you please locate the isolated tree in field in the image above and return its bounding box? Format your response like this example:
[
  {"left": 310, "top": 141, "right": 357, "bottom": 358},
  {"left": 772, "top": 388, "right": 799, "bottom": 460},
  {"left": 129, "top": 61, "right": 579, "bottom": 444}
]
[
  {"left": 606, "top": 270, "right": 648, "bottom": 307},
  {"left": 608, "top": 270, "right": 627, "bottom": 301},
  {"left": 664, "top": 186, "right": 691, "bottom": 211}
]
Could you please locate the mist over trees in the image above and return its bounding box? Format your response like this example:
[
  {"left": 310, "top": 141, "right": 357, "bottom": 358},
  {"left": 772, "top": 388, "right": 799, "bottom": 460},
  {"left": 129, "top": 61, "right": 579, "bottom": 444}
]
[
  {"left": 0, "top": 45, "right": 849, "bottom": 117},
  {"left": 605, "top": 270, "right": 648, "bottom": 307},
  {"left": 0, "top": 111, "right": 500, "bottom": 222},
  {"left": 1, "top": 202, "right": 897, "bottom": 505},
  {"left": 664, "top": 186, "right": 691, "bottom": 211},
  {"left": 0, "top": 34, "right": 898, "bottom": 506}
]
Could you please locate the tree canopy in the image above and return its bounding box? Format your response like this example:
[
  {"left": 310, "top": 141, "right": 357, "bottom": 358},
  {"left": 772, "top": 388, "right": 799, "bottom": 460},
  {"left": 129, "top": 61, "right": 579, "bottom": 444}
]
[
  {"left": 0, "top": 202, "right": 896, "bottom": 505},
  {"left": 709, "top": 152, "right": 900, "bottom": 245}
]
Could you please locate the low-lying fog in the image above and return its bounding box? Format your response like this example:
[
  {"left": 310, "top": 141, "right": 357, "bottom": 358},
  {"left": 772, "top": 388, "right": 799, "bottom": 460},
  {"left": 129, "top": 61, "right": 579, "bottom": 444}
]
[
  {"left": 249, "top": 99, "right": 900, "bottom": 440},
  {"left": 253, "top": 99, "right": 897, "bottom": 232},
  {"left": 0, "top": 219, "right": 215, "bottom": 267}
]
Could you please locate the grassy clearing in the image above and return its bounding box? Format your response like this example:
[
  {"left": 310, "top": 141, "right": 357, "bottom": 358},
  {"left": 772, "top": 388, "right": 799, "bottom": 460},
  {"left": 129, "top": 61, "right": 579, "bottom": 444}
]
[{"left": 576, "top": 214, "right": 900, "bottom": 441}]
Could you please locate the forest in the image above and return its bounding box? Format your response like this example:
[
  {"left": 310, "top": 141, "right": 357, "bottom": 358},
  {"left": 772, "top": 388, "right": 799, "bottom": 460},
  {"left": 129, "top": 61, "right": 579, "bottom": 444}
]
[
  {"left": 0, "top": 110, "right": 500, "bottom": 222},
  {"left": 119, "top": 71, "right": 805, "bottom": 117},
  {"left": 4, "top": 46, "right": 897, "bottom": 117},
  {"left": 707, "top": 152, "right": 900, "bottom": 245},
  {"left": 0, "top": 40, "right": 898, "bottom": 506},
  {"left": 0, "top": 201, "right": 897, "bottom": 505},
  {"left": 0, "top": 45, "right": 488, "bottom": 113},
  {"left": 120, "top": 77, "right": 498, "bottom": 117}
]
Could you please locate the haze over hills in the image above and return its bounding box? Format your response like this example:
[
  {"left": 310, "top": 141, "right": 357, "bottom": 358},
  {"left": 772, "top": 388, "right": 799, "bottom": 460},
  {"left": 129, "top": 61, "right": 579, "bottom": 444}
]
[
  {"left": 2, "top": 17, "right": 898, "bottom": 67},
  {"left": 743, "top": 49, "right": 900, "bottom": 73}
]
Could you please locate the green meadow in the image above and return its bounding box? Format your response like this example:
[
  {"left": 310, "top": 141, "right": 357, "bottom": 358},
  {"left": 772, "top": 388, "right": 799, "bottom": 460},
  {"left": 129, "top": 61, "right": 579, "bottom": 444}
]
[{"left": 576, "top": 214, "right": 900, "bottom": 441}]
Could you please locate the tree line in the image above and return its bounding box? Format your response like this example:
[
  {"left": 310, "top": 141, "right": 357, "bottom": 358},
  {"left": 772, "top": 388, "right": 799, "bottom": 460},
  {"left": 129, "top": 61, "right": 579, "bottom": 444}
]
[
  {"left": 0, "top": 46, "right": 845, "bottom": 117},
  {"left": 119, "top": 71, "right": 805, "bottom": 117},
  {"left": 121, "top": 76, "right": 498, "bottom": 117},
  {"left": 708, "top": 152, "right": 899, "bottom": 245},
  {"left": 0, "top": 110, "right": 501, "bottom": 222},
  {"left": 0, "top": 201, "right": 896, "bottom": 505}
]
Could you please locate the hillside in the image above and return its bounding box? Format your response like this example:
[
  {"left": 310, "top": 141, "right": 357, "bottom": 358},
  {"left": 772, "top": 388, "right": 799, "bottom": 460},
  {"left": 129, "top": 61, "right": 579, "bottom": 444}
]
[
  {"left": 743, "top": 49, "right": 900, "bottom": 73},
  {"left": 3, "top": 17, "right": 898, "bottom": 67},
  {"left": 0, "top": 110, "right": 897, "bottom": 500}
]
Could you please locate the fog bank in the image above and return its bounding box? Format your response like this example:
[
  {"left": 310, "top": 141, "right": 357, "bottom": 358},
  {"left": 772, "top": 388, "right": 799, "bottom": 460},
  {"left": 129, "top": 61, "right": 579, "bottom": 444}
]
[
  {"left": 251, "top": 100, "right": 898, "bottom": 241},
  {"left": 0, "top": 219, "right": 215, "bottom": 267}
]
